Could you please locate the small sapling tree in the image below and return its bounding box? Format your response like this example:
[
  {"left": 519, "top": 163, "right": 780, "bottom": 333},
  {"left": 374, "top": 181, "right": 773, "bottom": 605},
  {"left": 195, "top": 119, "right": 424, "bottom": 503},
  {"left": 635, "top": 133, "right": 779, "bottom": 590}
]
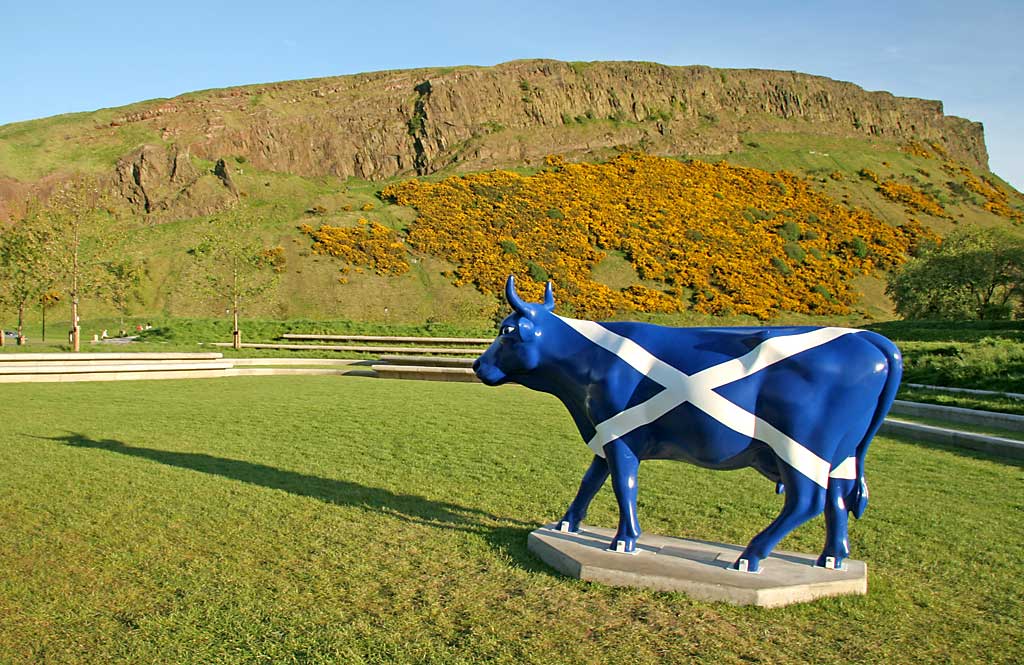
[
  {"left": 188, "top": 210, "right": 285, "bottom": 350},
  {"left": 102, "top": 259, "right": 143, "bottom": 335},
  {"left": 44, "top": 178, "right": 127, "bottom": 351},
  {"left": 0, "top": 209, "right": 54, "bottom": 345}
]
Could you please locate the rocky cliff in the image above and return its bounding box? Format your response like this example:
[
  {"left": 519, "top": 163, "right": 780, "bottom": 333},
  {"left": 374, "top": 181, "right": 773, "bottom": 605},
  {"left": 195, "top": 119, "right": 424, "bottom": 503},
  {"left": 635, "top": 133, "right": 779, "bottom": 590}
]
[
  {"left": 108, "top": 59, "right": 987, "bottom": 183},
  {"left": 0, "top": 59, "right": 992, "bottom": 221}
]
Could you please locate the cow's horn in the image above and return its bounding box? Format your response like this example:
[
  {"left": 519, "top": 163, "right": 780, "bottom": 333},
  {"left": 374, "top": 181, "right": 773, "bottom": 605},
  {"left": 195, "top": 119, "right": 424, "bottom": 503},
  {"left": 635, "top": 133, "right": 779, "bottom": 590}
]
[
  {"left": 543, "top": 281, "right": 555, "bottom": 311},
  {"left": 505, "top": 275, "right": 532, "bottom": 316}
]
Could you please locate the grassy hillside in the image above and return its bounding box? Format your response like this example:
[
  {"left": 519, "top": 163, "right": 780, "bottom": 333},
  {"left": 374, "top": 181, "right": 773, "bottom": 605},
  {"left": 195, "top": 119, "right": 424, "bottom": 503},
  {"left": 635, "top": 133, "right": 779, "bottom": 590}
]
[
  {"left": 2, "top": 74, "right": 1022, "bottom": 331},
  {"left": 118, "top": 140, "right": 1023, "bottom": 325}
]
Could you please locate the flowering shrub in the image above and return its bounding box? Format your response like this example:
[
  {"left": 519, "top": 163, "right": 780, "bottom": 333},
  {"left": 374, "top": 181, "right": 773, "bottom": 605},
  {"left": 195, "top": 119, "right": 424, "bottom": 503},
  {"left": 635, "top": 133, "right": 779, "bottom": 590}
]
[
  {"left": 901, "top": 141, "right": 934, "bottom": 159},
  {"left": 943, "top": 162, "right": 1022, "bottom": 222},
  {"left": 383, "top": 153, "right": 935, "bottom": 319},
  {"left": 858, "top": 168, "right": 880, "bottom": 184},
  {"left": 259, "top": 246, "right": 288, "bottom": 273},
  {"left": 877, "top": 180, "right": 949, "bottom": 218},
  {"left": 301, "top": 219, "right": 410, "bottom": 280}
]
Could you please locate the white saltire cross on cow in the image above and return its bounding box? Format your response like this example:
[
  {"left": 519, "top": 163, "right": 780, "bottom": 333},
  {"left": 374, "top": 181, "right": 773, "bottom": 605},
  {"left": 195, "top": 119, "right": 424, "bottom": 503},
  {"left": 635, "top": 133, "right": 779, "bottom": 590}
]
[{"left": 474, "top": 276, "right": 902, "bottom": 573}]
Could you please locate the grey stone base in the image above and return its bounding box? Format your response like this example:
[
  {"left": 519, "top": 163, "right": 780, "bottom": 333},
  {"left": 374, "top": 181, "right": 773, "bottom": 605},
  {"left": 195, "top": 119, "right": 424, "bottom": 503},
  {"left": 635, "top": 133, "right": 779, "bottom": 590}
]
[{"left": 528, "top": 523, "right": 867, "bottom": 607}]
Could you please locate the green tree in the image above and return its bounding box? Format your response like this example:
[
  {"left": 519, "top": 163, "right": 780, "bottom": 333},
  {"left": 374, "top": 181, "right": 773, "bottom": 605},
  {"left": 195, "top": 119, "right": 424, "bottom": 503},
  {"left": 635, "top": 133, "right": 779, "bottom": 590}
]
[
  {"left": 0, "top": 210, "right": 54, "bottom": 345},
  {"left": 102, "top": 259, "right": 143, "bottom": 334},
  {"left": 188, "top": 210, "right": 284, "bottom": 350},
  {"left": 886, "top": 226, "right": 1024, "bottom": 320},
  {"left": 44, "top": 178, "right": 127, "bottom": 351}
]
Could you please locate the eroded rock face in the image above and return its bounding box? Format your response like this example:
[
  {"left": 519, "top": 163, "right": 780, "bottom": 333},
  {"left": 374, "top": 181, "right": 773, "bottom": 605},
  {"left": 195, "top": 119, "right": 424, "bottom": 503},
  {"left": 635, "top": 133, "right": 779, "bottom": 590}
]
[
  {"left": 115, "top": 144, "right": 199, "bottom": 213},
  {"left": 122, "top": 60, "right": 985, "bottom": 182},
  {"left": 111, "top": 143, "right": 241, "bottom": 219}
]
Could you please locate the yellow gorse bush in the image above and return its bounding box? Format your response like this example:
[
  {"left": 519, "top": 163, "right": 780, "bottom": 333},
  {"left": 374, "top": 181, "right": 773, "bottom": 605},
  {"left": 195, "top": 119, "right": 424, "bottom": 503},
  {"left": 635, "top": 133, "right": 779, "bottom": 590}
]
[
  {"left": 301, "top": 220, "right": 410, "bottom": 281},
  {"left": 383, "top": 153, "right": 935, "bottom": 319},
  {"left": 876, "top": 180, "right": 949, "bottom": 218},
  {"left": 943, "top": 162, "right": 1023, "bottom": 222},
  {"left": 900, "top": 141, "right": 934, "bottom": 160}
]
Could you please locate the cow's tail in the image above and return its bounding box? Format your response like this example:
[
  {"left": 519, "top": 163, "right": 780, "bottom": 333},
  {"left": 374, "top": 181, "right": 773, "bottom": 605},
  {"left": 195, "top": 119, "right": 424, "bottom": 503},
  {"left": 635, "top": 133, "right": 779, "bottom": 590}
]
[{"left": 848, "top": 332, "right": 903, "bottom": 519}]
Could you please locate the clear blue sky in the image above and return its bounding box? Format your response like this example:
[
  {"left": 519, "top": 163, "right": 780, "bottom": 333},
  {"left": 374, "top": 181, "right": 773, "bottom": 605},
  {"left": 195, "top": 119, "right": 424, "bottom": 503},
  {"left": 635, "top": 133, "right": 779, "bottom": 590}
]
[{"left": 4, "top": 1, "right": 1022, "bottom": 189}]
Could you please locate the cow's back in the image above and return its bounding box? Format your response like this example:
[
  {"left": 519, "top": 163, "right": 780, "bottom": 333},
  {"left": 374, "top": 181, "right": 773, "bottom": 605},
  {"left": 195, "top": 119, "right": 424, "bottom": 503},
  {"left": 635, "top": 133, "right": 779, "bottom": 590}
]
[{"left": 593, "top": 321, "right": 896, "bottom": 471}]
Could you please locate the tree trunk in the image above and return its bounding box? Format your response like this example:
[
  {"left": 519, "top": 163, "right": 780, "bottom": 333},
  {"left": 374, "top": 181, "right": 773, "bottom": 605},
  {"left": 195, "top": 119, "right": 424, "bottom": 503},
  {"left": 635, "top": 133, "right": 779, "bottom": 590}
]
[
  {"left": 72, "top": 296, "right": 80, "bottom": 352},
  {"left": 17, "top": 301, "right": 26, "bottom": 345},
  {"left": 71, "top": 221, "right": 81, "bottom": 352},
  {"left": 232, "top": 302, "right": 241, "bottom": 350},
  {"left": 41, "top": 303, "right": 46, "bottom": 342}
]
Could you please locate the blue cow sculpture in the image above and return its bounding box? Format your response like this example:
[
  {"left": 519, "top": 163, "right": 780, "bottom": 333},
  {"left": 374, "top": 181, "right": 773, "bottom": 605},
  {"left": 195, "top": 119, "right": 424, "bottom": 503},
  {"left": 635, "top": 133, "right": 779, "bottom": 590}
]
[{"left": 473, "top": 275, "right": 902, "bottom": 573}]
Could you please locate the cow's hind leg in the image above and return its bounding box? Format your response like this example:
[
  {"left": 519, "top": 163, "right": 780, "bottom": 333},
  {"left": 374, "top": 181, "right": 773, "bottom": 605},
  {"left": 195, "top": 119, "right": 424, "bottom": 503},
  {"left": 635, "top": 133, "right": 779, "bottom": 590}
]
[
  {"left": 735, "top": 469, "right": 825, "bottom": 572},
  {"left": 559, "top": 455, "right": 609, "bottom": 532},
  {"left": 817, "top": 477, "right": 854, "bottom": 569}
]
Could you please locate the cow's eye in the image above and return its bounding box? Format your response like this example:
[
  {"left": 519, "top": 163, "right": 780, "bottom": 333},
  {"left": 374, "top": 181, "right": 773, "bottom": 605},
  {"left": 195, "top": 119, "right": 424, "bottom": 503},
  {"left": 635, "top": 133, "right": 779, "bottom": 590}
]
[{"left": 501, "top": 325, "right": 517, "bottom": 336}]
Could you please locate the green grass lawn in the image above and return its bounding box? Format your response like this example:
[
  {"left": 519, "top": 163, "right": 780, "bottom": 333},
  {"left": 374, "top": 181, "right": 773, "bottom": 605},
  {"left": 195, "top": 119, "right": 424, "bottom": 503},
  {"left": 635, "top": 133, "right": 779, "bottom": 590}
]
[{"left": 1, "top": 376, "right": 1021, "bottom": 663}]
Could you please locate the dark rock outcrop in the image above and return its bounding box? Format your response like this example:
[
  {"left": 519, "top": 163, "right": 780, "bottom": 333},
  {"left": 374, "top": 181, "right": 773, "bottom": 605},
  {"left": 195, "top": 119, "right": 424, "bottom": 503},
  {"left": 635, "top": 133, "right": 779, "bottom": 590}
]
[{"left": 213, "top": 158, "right": 239, "bottom": 197}]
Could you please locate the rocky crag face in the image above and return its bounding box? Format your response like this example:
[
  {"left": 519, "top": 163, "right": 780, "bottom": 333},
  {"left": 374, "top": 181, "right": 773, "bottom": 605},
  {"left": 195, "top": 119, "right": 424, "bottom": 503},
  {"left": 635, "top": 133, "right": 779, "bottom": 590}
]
[
  {"left": 0, "top": 59, "right": 991, "bottom": 221},
  {"left": 111, "top": 59, "right": 985, "bottom": 180}
]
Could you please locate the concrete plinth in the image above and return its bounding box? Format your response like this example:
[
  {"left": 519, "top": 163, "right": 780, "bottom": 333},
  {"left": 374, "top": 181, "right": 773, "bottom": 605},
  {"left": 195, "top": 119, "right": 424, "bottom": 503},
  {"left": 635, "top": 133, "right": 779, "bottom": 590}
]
[{"left": 528, "top": 523, "right": 867, "bottom": 607}]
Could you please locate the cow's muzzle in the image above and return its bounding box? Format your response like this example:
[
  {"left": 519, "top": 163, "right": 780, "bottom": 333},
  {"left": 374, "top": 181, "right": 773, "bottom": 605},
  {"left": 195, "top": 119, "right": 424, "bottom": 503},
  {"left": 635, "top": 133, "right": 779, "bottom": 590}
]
[{"left": 473, "top": 358, "right": 507, "bottom": 386}]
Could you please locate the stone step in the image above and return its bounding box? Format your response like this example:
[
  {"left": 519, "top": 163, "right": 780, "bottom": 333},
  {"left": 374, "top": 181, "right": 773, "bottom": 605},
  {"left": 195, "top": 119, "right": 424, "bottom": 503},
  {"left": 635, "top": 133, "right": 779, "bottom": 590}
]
[
  {"left": 378, "top": 355, "right": 476, "bottom": 368},
  {"left": 225, "top": 368, "right": 359, "bottom": 377},
  {"left": 0, "top": 352, "right": 222, "bottom": 362},
  {"left": 905, "top": 382, "right": 1024, "bottom": 401},
  {"left": 0, "top": 361, "right": 233, "bottom": 376},
  {"left": 282, "top": 334, "right": 493, "bottom": 344},
  {"left": 0, "top": 359, "right": 229, "bottom": 371},
  {"left": 880, "top": 418, "right": 1024, "bottom": 459},
  {"left": 891, "top": 399, "right": 1024, "bottom": 432},
  {"left": 209, "top": 342, "right": 484, "bottom": 355},
  {"left": 229, "top": 358, "right": 368, "bottom": 367},
  {"left": 0, "top": 366, "right": 232, "bottom": 384},
  {"left": 371, "top": 365, "right": 479, "bottom": 382}
]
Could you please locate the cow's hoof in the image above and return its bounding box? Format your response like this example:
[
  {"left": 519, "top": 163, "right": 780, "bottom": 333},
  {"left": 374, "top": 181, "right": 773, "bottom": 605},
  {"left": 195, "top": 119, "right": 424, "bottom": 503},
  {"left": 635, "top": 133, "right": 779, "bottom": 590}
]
[
  {"left": 557, "top": 515, "right": 582, "bottom": 532},
  {"left": 815, "top": 555, "right": 847, "bottom": 571},
  {"left": 609, "top": 538, "right": 638, "bottom": 554},
  {"left": 731, "top": 557, "right": 761, "bottom": 574}
]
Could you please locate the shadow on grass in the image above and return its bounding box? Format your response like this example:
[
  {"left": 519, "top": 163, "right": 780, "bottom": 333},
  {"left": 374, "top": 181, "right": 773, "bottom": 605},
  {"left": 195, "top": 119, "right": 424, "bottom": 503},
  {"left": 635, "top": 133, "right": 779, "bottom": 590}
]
[{"left": 45, "top": 432, "right": 550, "bottom": 571}]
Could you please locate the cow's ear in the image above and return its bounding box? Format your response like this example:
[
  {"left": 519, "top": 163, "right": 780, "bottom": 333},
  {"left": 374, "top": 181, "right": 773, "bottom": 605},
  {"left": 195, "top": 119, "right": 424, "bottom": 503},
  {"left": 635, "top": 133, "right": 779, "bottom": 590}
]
[{"left": 543, "top": 281, "right": 555, "bottom": 311}]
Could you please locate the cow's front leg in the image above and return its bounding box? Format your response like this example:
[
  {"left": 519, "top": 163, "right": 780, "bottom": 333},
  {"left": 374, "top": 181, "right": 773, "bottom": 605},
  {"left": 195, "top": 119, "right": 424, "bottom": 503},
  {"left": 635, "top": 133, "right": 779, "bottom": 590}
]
[
  {"left": 737, "top": 470, "right": 825, "bottom": 572},
  {"left": 559, "top": 455, "right": 609, "bottom": 532},
  {"left": 605, "top": 439, "right": 641, "bottom": 553}
]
